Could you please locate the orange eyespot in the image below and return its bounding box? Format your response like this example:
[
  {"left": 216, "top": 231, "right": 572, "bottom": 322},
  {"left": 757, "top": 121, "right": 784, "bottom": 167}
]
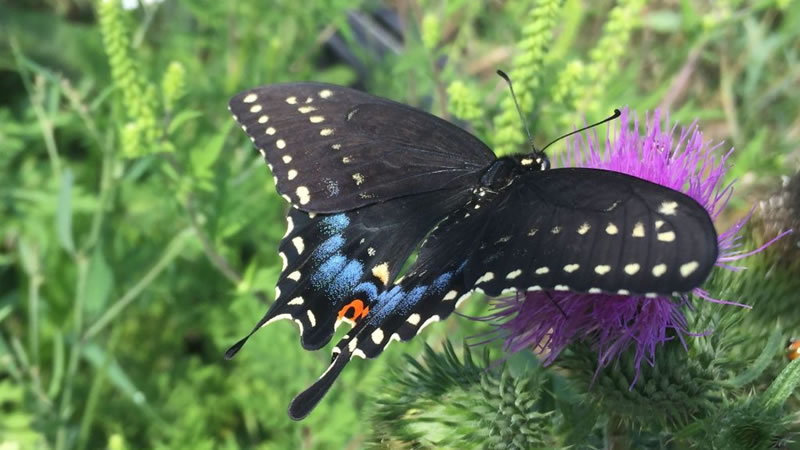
[
  {"left": 786, "top": 339, "right": 800, "bottom": 361},
  {"left": 337, "top": 299, "right": 370, "bottom": 323}
]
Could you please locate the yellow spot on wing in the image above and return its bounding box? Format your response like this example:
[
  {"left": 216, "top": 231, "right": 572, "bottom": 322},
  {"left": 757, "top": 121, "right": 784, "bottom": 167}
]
[
  {"left": 595, "top": 265, "right": 611, "bottom": 275},
  {"left": 605, "top": 223, "right": 619, "bottom": 235},
  {"left": 624, "top": 263, "right": 640, "bottom": 275},
  {"left": 632, "top": 222, "right": 645, "bottom": 237},
  {"left": 319, "top": 89, "right": 333, "bottom": 98},
  {"left": 243, "top": 93, "right": 258, "bottom": 103},
  {"left": 652, "top": 264, "right": 667, "bottom": 277},
  {"left": 372, "top": 262, "right": 390, "bottom": 285},
  {"left": 680, "top": 261, "right": 699, "bottom": 277},
  {"left": 659, "top": 201, "right": 679, "bottom": 216}
]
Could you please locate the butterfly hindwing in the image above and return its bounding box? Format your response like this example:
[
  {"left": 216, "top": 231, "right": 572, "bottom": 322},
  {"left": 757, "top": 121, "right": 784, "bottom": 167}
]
[
  {"left": 225, "top": 187, "right": 472, "bottom": 357},
  {"left": 228, "top": 83, "right": 495, "bottom": 213}
]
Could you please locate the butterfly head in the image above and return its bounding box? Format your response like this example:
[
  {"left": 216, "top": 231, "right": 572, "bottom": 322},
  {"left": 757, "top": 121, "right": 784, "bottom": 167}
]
[{"left": 517, "top": 153, "right": 551, "bottom": 171}]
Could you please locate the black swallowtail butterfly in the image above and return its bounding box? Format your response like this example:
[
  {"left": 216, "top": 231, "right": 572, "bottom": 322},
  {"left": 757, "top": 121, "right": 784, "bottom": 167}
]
[{"left": 225, "top": 82, "right": 718, "bottom": 420}]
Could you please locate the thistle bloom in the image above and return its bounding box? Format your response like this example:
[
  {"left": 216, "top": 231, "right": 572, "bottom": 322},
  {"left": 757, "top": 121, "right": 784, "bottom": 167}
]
[{"left": 486, "top": 108, "right": 790, "bottom": 383}]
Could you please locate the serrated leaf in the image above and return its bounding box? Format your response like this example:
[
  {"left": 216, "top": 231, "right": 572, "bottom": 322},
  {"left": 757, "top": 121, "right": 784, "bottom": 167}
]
[{"left": 56, "top": 168, "right": 75, "bottom": 254}]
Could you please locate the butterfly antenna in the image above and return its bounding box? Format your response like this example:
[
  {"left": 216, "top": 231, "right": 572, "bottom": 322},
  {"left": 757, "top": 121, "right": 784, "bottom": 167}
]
[
  {"left": 496, "top": 70, "right": 538, "bottom": 153},
  {"left": 540, "top": 109, "right": 621, "bottom": 154}
]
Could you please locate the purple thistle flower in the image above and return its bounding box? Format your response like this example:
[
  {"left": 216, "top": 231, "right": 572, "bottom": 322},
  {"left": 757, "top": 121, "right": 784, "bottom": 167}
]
[{"left": 487, "top": 108, "right": 790, "bottom": 383}]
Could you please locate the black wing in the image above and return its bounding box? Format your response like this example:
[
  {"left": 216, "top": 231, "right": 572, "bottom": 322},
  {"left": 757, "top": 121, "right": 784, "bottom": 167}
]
[
  {"left": 466, "top": 168, "right": 718, "bottom": 297},
  {"left": 224, "top": 187, "right": 471, "bottom": 358},
  {"left": 228, "top": 83, "right": 495, "bottom": 213},
  {"left": 286, "top": 168, "right": 719, "bottom": 419},
  {"left": 287, "top": 198, "right": 491, "bottom": 420}
]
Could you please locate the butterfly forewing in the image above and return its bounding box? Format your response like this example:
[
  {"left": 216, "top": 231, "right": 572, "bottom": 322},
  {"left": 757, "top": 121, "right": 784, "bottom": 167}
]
[
  {"left": 228, "top": 83, "right": 495, "bottom": 213},
  {"left": 467, "top": 168, "right": 718, "bottom": 296}
]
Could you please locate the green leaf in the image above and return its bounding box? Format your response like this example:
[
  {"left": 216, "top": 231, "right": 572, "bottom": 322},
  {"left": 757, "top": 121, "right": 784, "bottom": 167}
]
[
  {"left": 82, "top": 343, "right": 148, "bottom": 407},
  {"left": 190, "top": 125, "right": 230, "bottom": 178},
  {"left": 84, "top": 247, "right": 114, "bottom": 319},
  {"left": 644, "top": 10, "right": 682, "bottom": 32},
  {"left": 167, "top": 110, "right": 203, "bottom": 136},
  {"left": 726, "top": 329, "right": 784, "bottom": 388},
  {"left": 56, "top": 168, "right": 75, "bottom": 254}
]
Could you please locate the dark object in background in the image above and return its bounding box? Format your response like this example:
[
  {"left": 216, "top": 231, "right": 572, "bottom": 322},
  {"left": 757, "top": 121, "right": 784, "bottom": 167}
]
[{"left": 316, "top": 8, "right": 404, "bottom": 90}]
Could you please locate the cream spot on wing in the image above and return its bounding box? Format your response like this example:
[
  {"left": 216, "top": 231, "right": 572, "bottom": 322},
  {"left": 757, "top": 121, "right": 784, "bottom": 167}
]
[
  {"left": 243, "top": 93, "right": 258, "bottom": 103},
  {"left": 309, "top": 115, "right": 325, "bottom": 123},
  {"left": 367, "top": 247, "right": 376, "bottom": 256},
  {"left": 258, "top": 115, "right": 269, "bottom": 123},
  {"left": 443, "top": 290, "right": 458, "bottom": 301},
  {"left": 249, "top": 104, "right": 262, "bottom": 113},
  {"left": 282, "top": 155, "right": 292, "bottom": 164},
  {"left": 506, "top": 269, "right": 522, "bottom": 279},
  {"left": 680, "top": 261, "right": 699, "bottom": 277},
  {"left": 287, "top": 169, "right": 298, "bottom": 180},
  {"left": 645, "top": 293, "right": 659, "bottom": 298},
  {"left": 276, "top": 139, "right": 286, "bottom": 149},
  {"left": 258, "top": 149, "right": 266, "bottom": 157},
  {"left": 659, "top": 201, "right": 678, "bottom": 216},
  {"left": 652, "top": 264, "right": 667, "bottom": 277},
  {"left": 455, "top": 292, "right": 472, "bottom": 308},
  {"left": 418, "top": 315, "right": 440, "bottom": 334},
  {"left": 348, "top": 338, "right": 358, "bottom": 352},
  {"left": 551, "top": 226, "right": 561, "bottom": 234},
  {"left": 331, "top": 144, "right": 341, "bottom": 150},
  {"left": 535, "top": 266, "right": 549, "bottom": 275},
  {"left": 275, "top": 286, "right": 281, "bottom": 299},
  {"left": 296, "top": 186, "right": 311, "bottom": 205},
  {"left": 319, "top": 89, "right": 332, "bottom": 98},
  {"left": 605, "top": 223, "right": 619, "bottom": 235},
  {"left": 291, "top": 236, "right": 305, "bottom": 254},
  {"left": 577, "top": 223, "right": 590, "bottom": 235},
  {"left": 304, "top": 97, "right": 313, "bottom": 103},
  {"left": 624, "top": 263, "right": 640, "bottom": 275},
  {"left": 284, "top": 216, "right": 294, "bottom": 238},
  {"left": 657, "top": 231, "right": 676, "bottom": 242},
  {"left": 372, "top": 262, "right": 390, "bottom": 285},
  {"left": 287, "top": 296, "right": 304, "bottom": 305},
  {"left": 588, "top": 288, "right": 602, "bottom": 294},
  {"left": 564, "top": 263, "right": 580, "bottom": 273},
  {"left": 476, "top": 272, "right": 495, "bottom": 283},
  {"left": 632, "top": 222, "right": 645, "bottom": 237},
  {"left": 279, "top": 252, "right": 288, "bottom": 270},
  {"left": 528, "top": 227, "right": 538, "bottom": 236},
  {"left": 527, "top": 285, "right": 542, "bottom": 291},
  {"left": 655, "top": 220, "right": 664, "bottom": 229},
  {"left": 554, "top": 285, "right": 569, "bottom": 291},
  {"left": 287, "top": 270, "right": 301, "bottom": 281},
  {"left": 407, "top": 314, "right": 421, "bottom": 325},
  {"left": 617, "top": 289, "right": 630, "bottom": 295},
  {"left": 266, "top": 127, "right": 276, "bottom": 135},
  {"left": 263, "top": 313, "right": 292, "bottom": 328},
  {"left": 285, "top": 96, "right": 297, "bottom": 104},
  {"left": 281, "top": 194, "right": 292, "bottom": 203},
  {"left": 298, "top": 106, "right": 316, "bottom": 114},
  {"left": 320, "top": 128, "right": 334, "bottom": 136},
  {"left": 595, "top": 265, "right": 611, "bottom": 275},
  {"left": 371, "top": 328, "right": 384, "bottom": 344},
  {"left": 352, "top": 173, "right": 365, "bottom": 185}
]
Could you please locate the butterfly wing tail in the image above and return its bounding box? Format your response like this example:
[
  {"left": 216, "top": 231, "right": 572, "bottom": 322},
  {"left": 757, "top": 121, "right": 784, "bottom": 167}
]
[{"left": 288, "top": 351, "right": 352, "bottom": 420}]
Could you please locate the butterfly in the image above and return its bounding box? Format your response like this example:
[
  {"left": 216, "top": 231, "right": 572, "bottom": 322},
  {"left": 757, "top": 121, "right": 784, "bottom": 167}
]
[{"left": 225, "top": 81, "right": 718, "bottom": 420}]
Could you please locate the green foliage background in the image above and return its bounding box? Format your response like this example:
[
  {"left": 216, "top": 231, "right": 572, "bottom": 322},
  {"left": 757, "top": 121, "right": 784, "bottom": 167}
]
[{"left": 1, "top": 0, "right": 799, "bottom": 448}]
